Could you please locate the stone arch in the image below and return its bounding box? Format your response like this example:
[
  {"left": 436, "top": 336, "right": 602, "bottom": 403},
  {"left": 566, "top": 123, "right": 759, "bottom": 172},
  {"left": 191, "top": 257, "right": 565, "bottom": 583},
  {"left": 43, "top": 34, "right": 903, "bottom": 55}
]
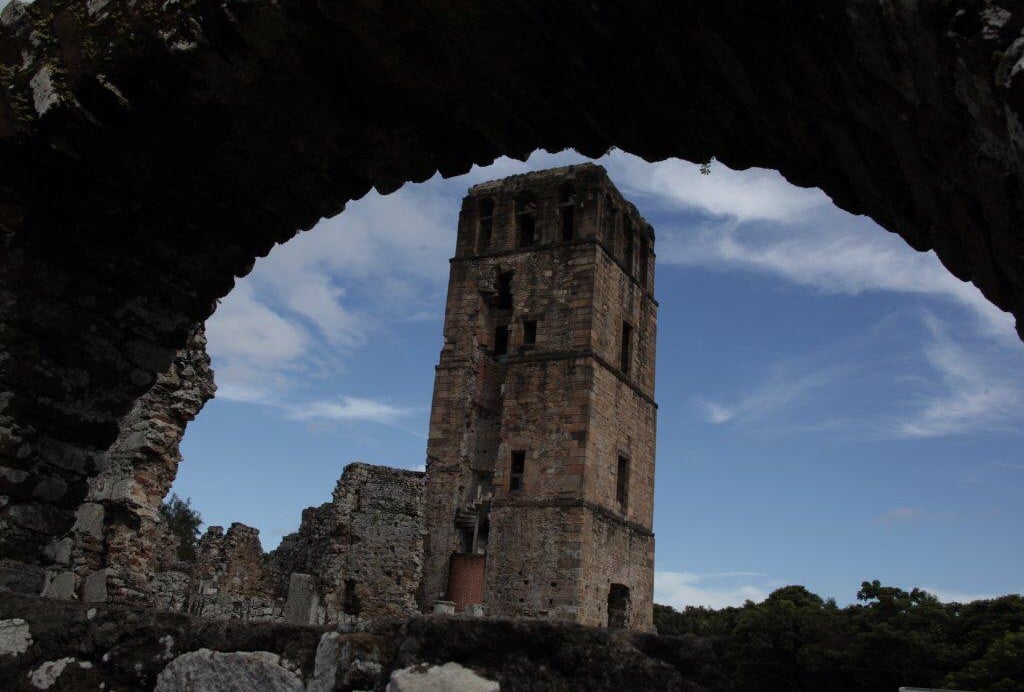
[{"left": 1, "top": 0, "right": 1023, "bottom": 583}]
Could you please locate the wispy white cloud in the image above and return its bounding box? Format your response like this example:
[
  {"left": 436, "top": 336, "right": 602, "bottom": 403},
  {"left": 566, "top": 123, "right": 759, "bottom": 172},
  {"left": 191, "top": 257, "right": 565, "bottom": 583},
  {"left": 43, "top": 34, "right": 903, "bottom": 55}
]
[
  {"left": 894, "top": 314, "right": 1024, "bottom": 438},
  {"left": 203, "top": 178, "right": 464, "bottom": 405},
  {"left": 697, "top": 364, "right": 846, "bottom": 425},
  {"left": 604, "top": 150, "right": 1014, "bottom": 340},
  {"left": 658, "top": 218, "right": 1014, "bottom": 340},
  {"left": 655, "top": 570, "right": 770, "bottom": 609},
  {"left": 924, "top": 587, "right": 1007, "bottom": 603},
  {"left": 287, "top": 396, "right": 413, "bottom": 425},
  {"left": 874, "top": 506, "right": 968, "bottom": 525},
  {"left": 205, "top": 283, "right": 312, "bottom": 403},
  {"left": 608, "top": 154, "right": 827, "bottom": 223}
]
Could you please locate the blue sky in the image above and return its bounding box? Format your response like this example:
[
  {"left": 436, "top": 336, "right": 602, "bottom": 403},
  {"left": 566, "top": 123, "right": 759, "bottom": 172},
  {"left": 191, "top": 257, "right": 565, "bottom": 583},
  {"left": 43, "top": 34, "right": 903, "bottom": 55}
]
[{"left": 174, "top": 149, "right": 1024, "bottom": 610}]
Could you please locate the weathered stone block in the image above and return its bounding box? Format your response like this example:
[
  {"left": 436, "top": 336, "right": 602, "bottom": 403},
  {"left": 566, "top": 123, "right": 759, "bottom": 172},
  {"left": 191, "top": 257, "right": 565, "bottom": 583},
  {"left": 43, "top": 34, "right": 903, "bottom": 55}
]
[
  {"left": 155, "top": 650, "right": 303, "bottom": 692},
  {"left": 282, "top": 573, "right": 318, "bottom": 625}
]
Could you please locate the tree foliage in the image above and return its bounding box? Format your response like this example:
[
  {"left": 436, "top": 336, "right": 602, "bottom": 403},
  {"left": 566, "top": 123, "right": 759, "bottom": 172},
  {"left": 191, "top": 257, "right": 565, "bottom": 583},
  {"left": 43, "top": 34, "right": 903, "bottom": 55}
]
[
  {"left": 159, "top": 493, "right": 202, "bottom": 562},
  {"left": 654, "top": 582, "right": 1024, "bottom": 692}
]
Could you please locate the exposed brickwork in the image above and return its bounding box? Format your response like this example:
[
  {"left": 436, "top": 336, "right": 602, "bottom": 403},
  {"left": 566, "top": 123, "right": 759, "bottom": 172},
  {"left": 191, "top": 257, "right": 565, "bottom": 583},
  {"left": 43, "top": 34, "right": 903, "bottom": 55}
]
[
  {"left": 40, "top": 461, "right": 429, "bottom": 626},
  {"left": 194, "top": 523, "right": 272, "bottom": 600},
  {"left": 447, "top": 555, "right": 486, "bottom": 613},
  {"left": 423, "top": 164, "right": 657, "bottom": 630},
  {"left": 37, "top": 324, "right": 215, "bottom": 607},
  {"left": 271, "top": 463, "right": 426, "bottom": 621}
]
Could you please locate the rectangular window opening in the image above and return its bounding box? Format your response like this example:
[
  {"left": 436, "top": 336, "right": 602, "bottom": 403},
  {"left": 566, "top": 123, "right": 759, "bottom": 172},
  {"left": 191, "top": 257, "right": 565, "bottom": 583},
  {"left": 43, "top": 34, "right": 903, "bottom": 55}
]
[
  {"left": 497, "top": 271, "right": 513, "bottom": 310},
  {"left": 509, "top": 450, "right": 525, "bottom": 491},
  {"left": 639, "top": 236, "right": 649, "bottom": 288},
  {"left": 522, "top": 319, "right": 537, "bottom": 346},
  {"left": 494, "top": 324, "right": 509, "bottom": 356},
  {"left": 478, "top": 219, "right": 492, "bottom": 252},
  {"left": 616, "top": 456, "right": 629, "bottom": 509},
  {"left": 624, "top": 227, "right": 635, "bottom": 275},
  {"left": 619, "top": 321, "right": 632, "bottom": 374},
  {"left": 560, "top": 205, "right": 575, "bottom": 242},
  {"left": 517, "top": 214, "right": 536, "bottom": 247}
]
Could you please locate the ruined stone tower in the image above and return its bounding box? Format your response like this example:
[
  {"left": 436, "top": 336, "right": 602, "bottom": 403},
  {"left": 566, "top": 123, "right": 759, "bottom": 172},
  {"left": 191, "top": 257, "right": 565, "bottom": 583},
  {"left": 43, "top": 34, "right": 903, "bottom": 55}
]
[{"left": 422, "top": 164, "right": 657, "bottom": 630}]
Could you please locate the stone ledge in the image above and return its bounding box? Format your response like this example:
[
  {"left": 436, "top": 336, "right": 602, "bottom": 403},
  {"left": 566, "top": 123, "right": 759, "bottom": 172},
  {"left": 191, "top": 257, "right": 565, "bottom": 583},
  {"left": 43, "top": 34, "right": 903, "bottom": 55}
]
[{"left": 0, "top": 592, "right": 716, "bottom": 691}]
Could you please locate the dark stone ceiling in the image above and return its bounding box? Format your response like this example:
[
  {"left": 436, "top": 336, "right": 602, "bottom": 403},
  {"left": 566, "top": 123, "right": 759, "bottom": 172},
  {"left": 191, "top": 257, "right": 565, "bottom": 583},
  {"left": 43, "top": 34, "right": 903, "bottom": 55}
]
[{"left": 0, "top": 0, "right": 1021, "bottom": 567}]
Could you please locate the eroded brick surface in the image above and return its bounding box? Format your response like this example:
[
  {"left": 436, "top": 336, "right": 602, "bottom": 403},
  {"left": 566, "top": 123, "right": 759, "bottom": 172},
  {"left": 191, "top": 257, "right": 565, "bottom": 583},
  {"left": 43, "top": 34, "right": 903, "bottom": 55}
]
[{"left": 422, "top": 165, "right": 657, "bottom": 630}]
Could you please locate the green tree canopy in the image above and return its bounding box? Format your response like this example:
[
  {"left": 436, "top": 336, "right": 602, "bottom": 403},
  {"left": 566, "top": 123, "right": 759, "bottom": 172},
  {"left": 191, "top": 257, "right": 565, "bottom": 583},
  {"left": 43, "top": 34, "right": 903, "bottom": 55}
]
[
  {"left": 654, "top": 582, "right": 1024, "bottom": 691},
  {"left": 159, "top": 493, "right": 202, "bottom": 562}
]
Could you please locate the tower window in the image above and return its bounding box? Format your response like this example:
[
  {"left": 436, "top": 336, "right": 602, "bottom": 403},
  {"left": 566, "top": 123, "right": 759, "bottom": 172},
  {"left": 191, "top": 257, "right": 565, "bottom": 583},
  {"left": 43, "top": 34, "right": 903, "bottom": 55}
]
[
  {"left": 478, "top": 198, "right": 494, "bottom": 252},
  {"left": 603, "top": 194, "right": 618, "bottom": 244},
  {"left": 623, "top": 221, "right": 635, "bottom": 275},
  {"left": 497, "top": 270, "right": 513, "bottom": 309},
  {"left": 509, "top": 450, "right": 525, "bottom": 491},
  {"left": 619, "top": 321, "right": 632, "bottom": 374},
  {"left": 560, "top": 206, "right": 575, "bottom": 242},
  {"left": 517, "top": 194, "right": 537, "bottom": 247},
  {"left": 494, "top": 324, "right": 509, "bottom": 356},
  {"left": 616, "top": 456, "right": 629, "bottom": 509},
  {"left": 639, "top": 234, "right": 649, "bottom": 288},
  {"left": 522, "top": 319, "right": 537, "bottom": 346},
  {"left": 559, "top": 183, "right": 576, "bottom": 242}
]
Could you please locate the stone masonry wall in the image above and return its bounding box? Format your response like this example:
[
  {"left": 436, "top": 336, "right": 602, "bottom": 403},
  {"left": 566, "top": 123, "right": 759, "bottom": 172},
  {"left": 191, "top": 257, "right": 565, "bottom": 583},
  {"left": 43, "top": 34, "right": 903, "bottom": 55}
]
[
  {"left": 484, "top": 505, "right": 588, "bottom": 622},
  {"left": 423, "top": 165, "right": 658, "bottom": 630},
  {"left": 271, "top": 463, "right": 426, "bottom": 622},
  {"left": 38, "top": 324, "right": 215, "bottom": 607},
  {"left": 578, "top": 510, "right": 655, "bottom": 631},
  {"left": 144, "top": 463, "right": 426, "bottom": 626}
]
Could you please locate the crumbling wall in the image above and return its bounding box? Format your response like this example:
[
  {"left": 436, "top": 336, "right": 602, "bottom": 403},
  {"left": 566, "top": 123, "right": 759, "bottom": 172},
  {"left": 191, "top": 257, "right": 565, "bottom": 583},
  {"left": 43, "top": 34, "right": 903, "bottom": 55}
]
[
  {"left": 131, "top": 463, "right": 426, "bottom": 626},
  {"left": 187, "top": 523, "right": 281, "bottom": 621},
  {"left": 271, "top": 463, "right": 426, "bottom": 622},
  {"left": 39, "top": 325, "right": 215, "bottom": 607}
]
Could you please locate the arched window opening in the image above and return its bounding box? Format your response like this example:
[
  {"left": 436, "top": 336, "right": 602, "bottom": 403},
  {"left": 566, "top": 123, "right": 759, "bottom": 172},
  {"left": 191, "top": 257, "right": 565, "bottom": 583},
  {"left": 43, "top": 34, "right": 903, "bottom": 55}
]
[
  {"left": 517, "top": 194, "right": 537, "bottom": 247},
  {"left": 559, "top": 183, "right": 576, "bottom": 242},
  {"left": 478, "top": 198, "right": 495, "bottom": 252}
]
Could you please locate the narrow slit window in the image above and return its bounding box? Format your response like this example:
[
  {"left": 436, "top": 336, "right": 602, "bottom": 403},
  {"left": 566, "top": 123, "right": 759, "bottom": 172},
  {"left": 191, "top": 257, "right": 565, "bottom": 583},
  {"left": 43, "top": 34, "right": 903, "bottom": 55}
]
[
  {"left": 494, "top": 324, "right": 509, "bottom": 356},
  {"left": 509, "top": 450, "right": 526, "bottom": 491},
  {"left": 639, "top": 234, "right": 650, "bottom": 288},
  {"left": 560, "top": 206, "right": 575, "bottom": 242},
  {"left": 619, "top": 321, "right": 632, "bottom": 374},
  {"left": 559, "top": 183, "right": 576, "bottom": 241},
  {"left": 517, "top": 194, "right": 537, "bottom": 247},
  {"left": 616, "top": 456, "right": 629, "bottom": 509},
  {"left": 603, "top": 194, "right": 618, "bottom": 244},
  {"left": 497, "top": 271, "right": 513, "bottom": 309},
  {"left": 478, "top": 198, "right": 494, "bottom": 252},
  {"left": 522, "top": 319, "right": 537, "bottom": 346},
  {"left": 623, "top": 222, "right": 635, "bottom": 275}
]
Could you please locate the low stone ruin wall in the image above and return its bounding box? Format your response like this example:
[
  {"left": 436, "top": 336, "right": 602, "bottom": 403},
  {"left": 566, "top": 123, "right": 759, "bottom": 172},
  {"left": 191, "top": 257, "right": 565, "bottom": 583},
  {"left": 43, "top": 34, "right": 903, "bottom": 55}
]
[
  {"left": 0, "top": 592, "right": 717, "bottom": 691},
  {"left": 133, "top": 463, "right": 427, "bottom": 627},
  {"left": 271, "top": 463, "right": 427, "bottom": 622}
]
